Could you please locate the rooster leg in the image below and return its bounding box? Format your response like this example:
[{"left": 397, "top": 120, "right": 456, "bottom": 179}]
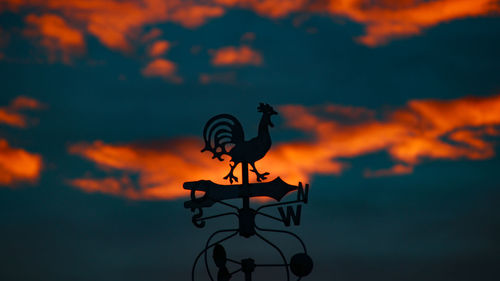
[
  {"left": 223, "top": 163, "right": 238, "bottom": 184},
  {"left": 250, "top": 162, "right": 270, "bottom": 182}
]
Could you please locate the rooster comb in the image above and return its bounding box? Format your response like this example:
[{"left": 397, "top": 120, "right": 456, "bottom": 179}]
[{"left": 257, "top": 103, "right": 275, "bottom": 113}]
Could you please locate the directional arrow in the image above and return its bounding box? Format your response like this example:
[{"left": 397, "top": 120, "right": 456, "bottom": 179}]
[{"left": 183, "top": 177, "right": 299, "bottom": 209}]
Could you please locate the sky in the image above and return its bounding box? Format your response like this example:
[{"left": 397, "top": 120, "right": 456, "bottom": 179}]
[{"left": 1, "top": 0, "right": 500, "bottom": 280}]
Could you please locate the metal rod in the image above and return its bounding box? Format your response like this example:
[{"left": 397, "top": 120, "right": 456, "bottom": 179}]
[
  {"left": 204, "top": 229, "right": 239, "bottom": 281},
  {"left": 255, "top": 211, "right": 284, "bottom": 223},
  {"left": 194, "top": 212, "right": 238, "bottom": 223},
  {"left": 242, "top": 162, "right": 249, "bottom": 209},
  {"left": 255, "top": 199, "right": 303, "bottom": 213},
  {"left": 255, "top": 224, "right": 308, "bottom": 254},
  {"left": 191, "top": 229, "right": 238, "bottom": 281},
  {"left": 255, "top": 231, "right": 290, "bottom": 281},
  {"left": 212, "top": 198, "right": 239, "bottom": 210}
]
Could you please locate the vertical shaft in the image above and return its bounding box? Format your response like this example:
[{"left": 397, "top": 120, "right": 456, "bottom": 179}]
[{"left": 242, "top": 162, "right": 249, "bottom": 209}]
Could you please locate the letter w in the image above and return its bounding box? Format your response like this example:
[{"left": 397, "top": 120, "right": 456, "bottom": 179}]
[{"left": 278, "top": 205, "right": 302, "bottom": 226}]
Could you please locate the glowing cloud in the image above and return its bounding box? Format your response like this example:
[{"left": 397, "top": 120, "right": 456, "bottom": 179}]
[
  {"left": 68, "top": 137, "right": 325, "bottom": 200},
  {"left": 24, "top": 14, "right": 85, "bottom": 63},
  {"left": 4, "top": 0, "right": 225, "bottom": 53},
  {"left": 211, "top": 46, "right": 263, "bottom": 66},
  {"left": 0, "top": 96, "right": 44, "bottom": 186},
  {"left": 215, "top": 0, "right": 305, "bottom": 18},
  {"left": 2, "top": 0, "right": 498, "bottom": 60},
  {"left": 148, "top": 40, "right": 170, "bottom": 57},
  {"left": 68, "top": 139, "right": 229, "bottom": 200},
  {"left": 169, "top": 4, "right": 225, "bottom": 28},
  {"left": 330, "top": 0, "right": 500, "bottom": 46},
  {"left": 0, "top": 96, "right": 44, "bottom": 128},
  {"left": 279, "top": 94, "right": 500, "bottom": 175},
  {"left": 0, "top": 139, "right": 43, "bottom": 186},
  {"left": 69, "top": 93, "right": 500, "bottom": 200},
  {"left": 141, "top": 58, "right": 182, "bottom": 83},
  {"left": 216, "top": 0, "right": 500, "bottom": 46}
]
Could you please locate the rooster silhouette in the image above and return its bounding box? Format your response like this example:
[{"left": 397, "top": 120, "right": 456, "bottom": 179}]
[{"left": 201, "top": 103, "right": 278, "bottom": 184}]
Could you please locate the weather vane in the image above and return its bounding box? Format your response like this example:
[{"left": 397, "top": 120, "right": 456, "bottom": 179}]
[{"left": 184, "top": 103, "right": 313, "bottom": 281}]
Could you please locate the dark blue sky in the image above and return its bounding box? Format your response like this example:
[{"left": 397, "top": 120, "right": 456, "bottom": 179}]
[{"left": 1, "top": 1, "right": 500, "bottom": 280}]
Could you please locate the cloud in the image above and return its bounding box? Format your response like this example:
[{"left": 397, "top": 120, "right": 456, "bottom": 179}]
[
  {"left": 68, "top": 136, "right": 325, "bottom": 200},
  {"left": 0, "top": 110, "right": 27, "bottom": 128},
  {"left": 215, "top": 0, "right": 305, "bottom": 18},
  {"left": 148, "top": 40, "right": 170, "bottom": 57},
  {"left": 0, "top": 96, "right": 45, "bottom": 128},
  {"left": 10, "top": 96, "right": 46, "bottom": 110},
  {"left": 69, "top": 93, "right": 500, "bottom": 200},
  {"left": 24, "top": 14, "right": 85, "bottom": 64},
  {"left": 2, "top": 0, "right": 498, "bottom": 63},
  {"left": 199, "top": 71, "right": 237, "bottom": 84},
  {"left": 332, "top": 0, "right": 500, "bottom": 46},
  {"left": 279, "top": 94, "right": 500, "bottom": 174},
  {"left": 70, "top": 176, "right": 142, "bottom": 199},
  {"left": 5, "top": 0, "right": 225, "bottom": 54},
  {"left": 68, "top": 139, "right": 229, "bottom": 200},
  {"left": 169, "top": 4, "right": 225, "bottom": 28},
  {"left": 215, "top": 0, "right": 500, "bottom": 46},
  {"left": 364, "top": 164, "right": 413, "bottom": 178},
  {"left": 0, "top": 96, "right": 44, "bottom": 187},
  {"left": 141, "top": 58, "right": 182, "bottom": 83},
  {"left": 141, "top": 28, "right": 163, "bottom": 43},
  {"left": 211, "top": 45, "right": 263, "bottom": 66},
  {"left": 0, "top": 139, "right": 43, "bottom": 186}
]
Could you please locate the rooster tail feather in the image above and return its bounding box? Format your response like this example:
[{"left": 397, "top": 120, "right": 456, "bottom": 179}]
[{"left": 202, "top": 114, "right": 244, "bottom": 160}]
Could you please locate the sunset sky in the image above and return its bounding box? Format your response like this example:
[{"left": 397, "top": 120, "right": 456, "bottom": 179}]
[{"left": 1, "top": 1, "right": 500, "bottom": 280}]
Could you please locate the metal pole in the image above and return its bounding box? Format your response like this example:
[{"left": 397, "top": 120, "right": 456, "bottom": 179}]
[{"left": 242, "top": 162, "right": 249, "bottom": 209}]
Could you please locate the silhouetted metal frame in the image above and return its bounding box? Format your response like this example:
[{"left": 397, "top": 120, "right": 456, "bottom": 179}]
[
  {"left": 188, "top": 104, "right": 311, "bottom": 281},
  {"left": 192, "top": 229, "right": 238, "bottom": 281},
  {"left": 190, "top": 191, "right": 309, "bottom": 281}
]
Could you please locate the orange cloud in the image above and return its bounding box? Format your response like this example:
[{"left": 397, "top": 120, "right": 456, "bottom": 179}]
[
  {"left": 0, "top": 96, "right": 44, "bottom": 128},
  {"left": 141, "top": 28, "right": 163, "bottom": 43},
  {"left": 148, "top": 40, "right": 170, "bottom": 57},
  {"left": 68, "top": 137, "right": 324, "bottom": 200},
  {"left": 69, "top": 93, "right": 500, "bottom": 200},
  {"left": 0, "top": 110, "right": 26, "bottom": 128},
  {"left": 10, "top": 96, "right": 45, "bottom": 110},
  {"left": 279, "top": 94, "right": 500, "bottom": 173},
  {"left": 69, "top": 139, "right": 230, "bottom": 200},
  {"left": 169, "top": 4, "right": 225, "bottom": 28},
  {"left": 329, "top": 0, "right": 500, "bottom": 46},
  {"left": 5, "top": 0, "right": 225, "bottom": 53},
  {"left": 364, "top": 164, "right": 413, "bottom": 178},
  {"left": 24, "top": 14, "right": 85, "bottom": 63},
  {"left": 141, "top": 58, "right": 182, "bottom": 83},
  {"left": 215, "top": 0, "right": 500, "bottom": 46},
  {"left": 211, "top": 45, "right": 263, "bottom": 66},
  {"left": 0, "top": 139, "right": 42, "bottom": 186},
  {"left": 70, "top": 176, "right": 142, "bottom": 199},
  {"left": 215, "top": 0, "right": 305, "bottom": 18},
  {"left": 2, "top": 0, "right": 498, "bottom": 59}
]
